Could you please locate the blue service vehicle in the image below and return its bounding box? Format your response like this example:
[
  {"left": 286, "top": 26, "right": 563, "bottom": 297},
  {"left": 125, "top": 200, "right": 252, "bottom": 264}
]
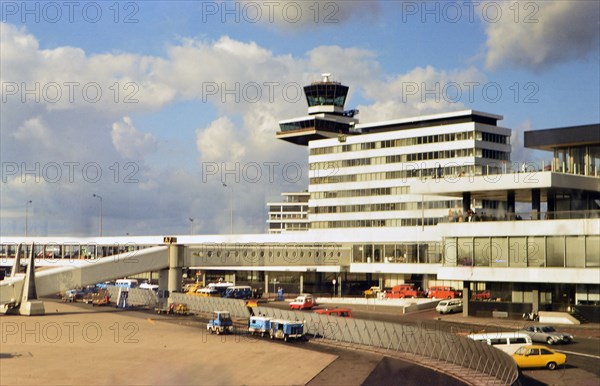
[
  {"left": 269, "top": 319, "right": 305, "bottom": 342},
  {"left": 223, "top": 286, "right": 253, "bottom": 299},
  {"left": 207, "top": 311, "right": 233, "bottom": 335},
  {"left": 248, "top": 316, "right": 271, "bottom": 337}
]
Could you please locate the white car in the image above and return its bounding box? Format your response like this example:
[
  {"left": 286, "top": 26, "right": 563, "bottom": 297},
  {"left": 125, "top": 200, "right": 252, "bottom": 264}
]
[{"left": 436, "top": 299, "right": 463, "bottom": 314}]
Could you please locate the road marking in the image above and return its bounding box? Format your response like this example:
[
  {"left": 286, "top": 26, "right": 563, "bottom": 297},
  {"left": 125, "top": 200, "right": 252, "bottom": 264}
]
[{"left": 556, "top": 350, "right": 600, "bottom": 359}]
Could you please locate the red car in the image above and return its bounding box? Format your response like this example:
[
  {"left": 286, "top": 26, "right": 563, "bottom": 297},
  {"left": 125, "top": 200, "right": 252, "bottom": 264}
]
[
  {"left": 289, "top": 294, "right": 315, "bottom": 310},
  {"left": 386, "top": 284, "right": 422, "bottom": 299}
]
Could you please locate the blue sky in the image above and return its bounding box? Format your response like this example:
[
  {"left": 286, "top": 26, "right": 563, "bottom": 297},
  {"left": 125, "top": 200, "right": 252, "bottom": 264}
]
[{"left": 1, "top": 1, "right": 599, "bottom": 236}]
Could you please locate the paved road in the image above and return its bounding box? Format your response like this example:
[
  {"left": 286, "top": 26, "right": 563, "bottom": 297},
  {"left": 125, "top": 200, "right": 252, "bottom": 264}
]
[{"left": 268, "top": 299, "right": 600, "bottom": 385}]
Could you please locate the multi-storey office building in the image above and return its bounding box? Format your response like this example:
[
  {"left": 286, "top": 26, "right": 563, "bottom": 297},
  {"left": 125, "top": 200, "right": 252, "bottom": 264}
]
[
  {"left": 307, "top": 109, "right": 511, "bottom": 229},
  {"left": 274, "top": 75, "right": 600, "bottom": 320},
  {"left": 267, "top": 192, "right": 310, "bottom": 233}
]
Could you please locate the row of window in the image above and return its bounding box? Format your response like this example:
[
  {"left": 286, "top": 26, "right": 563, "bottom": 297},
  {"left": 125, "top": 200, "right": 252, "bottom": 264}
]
[
  {"left": 269, "top": 213, "right": 308, "bottom": 220},
  {"left": 310, "top": 164, "right": 480, "bottom": 185},
  {"left": 311, "top": 217, "right": 441, "bottom": 229},
  {"left": 310, "top": 130, "right": 508, "bottom": 155},
  {"left": 309, "top": 148, "right": 494, "bottom": 171},
  {"left": 351, "top": 242, "right": 443, "bottom": 264},
  {"left": 444, "top": 236, "right": 600, "bottom": 268},
  {"left": 311, "top": 186, "right": 409, "bottom": 200},
  {"left": 480, "top": 149, "right": 510, "bottom": 161},
  {"left": 312, "top": 200, "right": 461, "bottom": 214},
  {"left": 267, "top": 205, "right": 308, "bottom": 212}
]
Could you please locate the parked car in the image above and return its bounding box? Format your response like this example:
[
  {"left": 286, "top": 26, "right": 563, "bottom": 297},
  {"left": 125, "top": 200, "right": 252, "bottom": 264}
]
[
  {"left": 289, "top": 294, "right": 315, "bottom": 310},
  {"left": 223, "top": 286, "right": 253, "bottom": 300},
  {"left": 468, "top": 332, "right": 532, "bottom": 355},
  {"left": 386, "top": 284, "right": 422, "bottom": 299},
  {"left": 363, "top": 286, "right": 382, "bottom": 298},
  {"left": 472, "top": 290, "right": 491, "bottom": 300},
  {"left": 428, "top": 286, "right": 462, "bottom": 299},
  {"left": 521, "top": 326, "right": 574, "bottom": 345},
  {"left": 436, "top": 299, "right": 463, "bottom": 314},
  {"left": 512, "top": 345, "right": 566, "bottom": 370},
  {"left": 62, "top": 289, "right": 84, "bottom": 302},
  {"left": 314, "top": 308, "right": 353, "bottom": 318}
]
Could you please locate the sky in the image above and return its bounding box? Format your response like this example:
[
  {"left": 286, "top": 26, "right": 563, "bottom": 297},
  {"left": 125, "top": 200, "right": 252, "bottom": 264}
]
[{"left": 1, "top": 0, "right": 599, "bottom": 237}]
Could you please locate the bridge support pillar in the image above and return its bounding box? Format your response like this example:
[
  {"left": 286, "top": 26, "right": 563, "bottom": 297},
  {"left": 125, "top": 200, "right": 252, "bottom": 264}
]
[
  {"left": 158, "top": 269, "right": 169, "bottom": 292},
  {"left": 299, "top": 274, "right": 303, "bottom": 294},
  {"left": 19, "top": 243, "right": 45, "bottom": 316},
  {"left": 168, "top": 245, "right": 183, "bottom": 295}
]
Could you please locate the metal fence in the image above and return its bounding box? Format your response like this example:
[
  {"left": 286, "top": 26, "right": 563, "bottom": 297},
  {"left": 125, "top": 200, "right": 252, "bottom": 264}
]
[
  {"left": 254, "top": 305, "right": 518, "bottom": 385},
  {"left": 169, "top": 292, "right": 249, "bottom": 319},
  {"left": 105, "top": 286, "right": 158, "bottom": 308},
  {"left": 106, "top": 291, "right": 518, "bottom": 385}
]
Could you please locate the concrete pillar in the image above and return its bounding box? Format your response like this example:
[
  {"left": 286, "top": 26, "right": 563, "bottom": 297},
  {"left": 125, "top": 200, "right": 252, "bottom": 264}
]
[
  {"left": 462, "top": 282, "right": 470, "bottom": 317},
  {"left": 532, "top": 289, "right": 540, "bottom": 313},
  {"left": 338, "top": 275, "right": 342, "bottom": 297},
  {"left": 168, "top": 245, "right": 183, "bottom": 294},
  {"left": 507, "top": 190, "right": 515, "bottom": 219},
  {"left": 264, "top": 272, "right": 269, "bottom": 296},
  {"left": 532, "top": 189, "right": 541, "bottom": 220},
  {"left": 462, "top": 192, "right": 471, "bottom": 214},
  {"left": 232, "top": 272, "right": 236, "bottom": 286},
  {"left": 202, "top": 272, "right": 206, "bottom": 287},
  {"left": 547, "top": 189, "right": 556, "bottom": 218},
  {"left": 299, "top": 273, "right": 304, "bottom": 294},
  {"left": 19, "top": 242, "right": 45, "bottom": 315},
  {"left": 158, "top": 269, "right": 169, "bottom": 292}
]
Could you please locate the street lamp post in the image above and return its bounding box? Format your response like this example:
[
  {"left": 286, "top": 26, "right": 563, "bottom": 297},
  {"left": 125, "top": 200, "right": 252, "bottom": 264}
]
[
  {"left": 25, "top": 200, "right": 32, "bottom": 237},
  {"left": 222, "top": 183, "right": 233, "bottom": 234},
  {"left": 92, "top": 194, "right": 103, "bottom": 236},
  {"left": 189, "top": 217, "right": 194, "bottom": 235}
]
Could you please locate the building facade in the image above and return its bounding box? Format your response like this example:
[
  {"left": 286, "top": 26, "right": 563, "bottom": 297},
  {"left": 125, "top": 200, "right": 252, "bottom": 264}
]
[{"left": 267, "top": 192, "right": 310, "bottom": 233}]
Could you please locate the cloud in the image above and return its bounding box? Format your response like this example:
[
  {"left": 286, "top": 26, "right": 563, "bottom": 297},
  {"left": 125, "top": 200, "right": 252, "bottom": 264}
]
[
  {"left": 196, "top": 117, "right": 247, "bottom": 162},
  {"left": 238, "top": 0, "right": 381, "bottom": 29},
  {"left": 358, "top": 65, "right": 486, "bottom": 123},
  {"left": 111, "top": 117, "right": 158, "bottom": 159},
  {"left": 482, "top": 1, "right": 600, "bottom": 71}
]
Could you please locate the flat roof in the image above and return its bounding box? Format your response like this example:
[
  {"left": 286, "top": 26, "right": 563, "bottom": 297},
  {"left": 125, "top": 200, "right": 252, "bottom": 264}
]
[
  {"left": 524, "top": 124, "right": 600, "bottom": 151},
  {"left": 356, "top": 110, "right": 503, "bottom": 131}
]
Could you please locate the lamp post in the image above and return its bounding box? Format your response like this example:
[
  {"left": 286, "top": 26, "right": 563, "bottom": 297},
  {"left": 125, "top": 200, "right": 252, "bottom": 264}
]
[
  {"left": 222, "top": 183, "right": 233, "bottom": 234},
  {"left": 189, "top": 217, "right": 194, "bottom": 235},
  {"left": 25, "top": 200, "right": 32, "bottom": 237},
  {"left": 92, "top": 194, "right": 103, "bottom": 236}
]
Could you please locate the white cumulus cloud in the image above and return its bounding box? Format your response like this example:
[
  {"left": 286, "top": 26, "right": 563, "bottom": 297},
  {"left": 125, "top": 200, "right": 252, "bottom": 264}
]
[
  {"left": 111, "top": 117, "right": 158, "bottom": 159},
  {"left": 481, "top": 1, "right": 600, "bottom": 71}
]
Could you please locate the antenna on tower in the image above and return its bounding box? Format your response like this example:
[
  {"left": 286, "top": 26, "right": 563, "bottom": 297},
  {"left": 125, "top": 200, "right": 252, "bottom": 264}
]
[{"left": 321, "top": 73, "right": 332, "bottom": 82}]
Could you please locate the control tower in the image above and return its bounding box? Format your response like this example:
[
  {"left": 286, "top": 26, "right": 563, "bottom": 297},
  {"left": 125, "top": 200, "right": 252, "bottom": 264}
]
[{"left": 276, "top": 73, "right": 359, "bottom": 146}]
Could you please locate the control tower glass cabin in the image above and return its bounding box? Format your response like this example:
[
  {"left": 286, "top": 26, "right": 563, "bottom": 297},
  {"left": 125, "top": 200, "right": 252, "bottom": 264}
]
[{"left": 277, "top": 73, "right": 359, "bottom": 146}]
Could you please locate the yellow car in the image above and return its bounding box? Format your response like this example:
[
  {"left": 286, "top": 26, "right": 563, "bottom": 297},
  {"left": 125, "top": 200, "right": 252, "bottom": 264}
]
[
  {"left": 512, "top": 345, "right": 566, "bottom": 370},
  {"left": 363, "top": 286, "right": 381, "bottom": 297}
]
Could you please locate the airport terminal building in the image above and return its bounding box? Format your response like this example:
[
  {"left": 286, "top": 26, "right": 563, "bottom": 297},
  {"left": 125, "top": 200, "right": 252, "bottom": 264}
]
[{"left": 2, "top": 75, "right": 599, "bottom": 321}]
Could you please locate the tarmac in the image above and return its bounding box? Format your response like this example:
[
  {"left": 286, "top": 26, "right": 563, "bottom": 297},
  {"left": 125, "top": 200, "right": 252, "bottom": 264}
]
[{"left": 1, "top": 298, "right": 598, "bottom": 386}]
